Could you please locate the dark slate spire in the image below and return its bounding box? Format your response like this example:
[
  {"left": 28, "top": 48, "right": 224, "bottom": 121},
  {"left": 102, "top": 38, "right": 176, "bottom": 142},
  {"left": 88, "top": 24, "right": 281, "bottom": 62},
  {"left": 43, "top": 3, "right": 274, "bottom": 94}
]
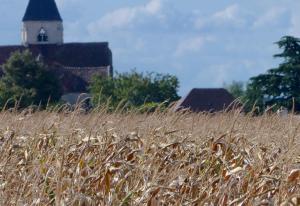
[{"left": 22, "top": 0, "right": 62, "bottom": 21}]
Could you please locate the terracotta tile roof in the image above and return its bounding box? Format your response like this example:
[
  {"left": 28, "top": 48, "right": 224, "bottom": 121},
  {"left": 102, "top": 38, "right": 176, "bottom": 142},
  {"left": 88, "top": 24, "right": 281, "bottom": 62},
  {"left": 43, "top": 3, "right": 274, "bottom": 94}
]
[
  {"left": 23, "top": 0, "right": 62, "bottom": 21},
  {"left": 175, "top": 88, "right": 235, "bottom": 112}
]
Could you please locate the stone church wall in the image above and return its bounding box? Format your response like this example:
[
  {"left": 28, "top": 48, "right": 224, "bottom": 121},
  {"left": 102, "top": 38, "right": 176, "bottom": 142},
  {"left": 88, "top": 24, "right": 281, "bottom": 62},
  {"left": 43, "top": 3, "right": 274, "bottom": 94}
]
[{"left": 22, "top": 21, "right": 63, "bottom": 45}]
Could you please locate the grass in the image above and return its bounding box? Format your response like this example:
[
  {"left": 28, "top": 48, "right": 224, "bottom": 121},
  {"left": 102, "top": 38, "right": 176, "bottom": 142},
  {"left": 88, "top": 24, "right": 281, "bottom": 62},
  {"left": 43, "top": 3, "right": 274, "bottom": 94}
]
[{"left": 0, "top": 108, "right": 299, "bottom": 205}]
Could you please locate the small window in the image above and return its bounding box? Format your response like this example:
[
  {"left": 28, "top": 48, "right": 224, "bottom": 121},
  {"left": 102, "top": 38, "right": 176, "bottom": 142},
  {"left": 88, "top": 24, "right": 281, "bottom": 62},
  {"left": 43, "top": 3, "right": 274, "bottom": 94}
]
[{"left": 37, "top": 28, "right": 48, "bottom": 42}]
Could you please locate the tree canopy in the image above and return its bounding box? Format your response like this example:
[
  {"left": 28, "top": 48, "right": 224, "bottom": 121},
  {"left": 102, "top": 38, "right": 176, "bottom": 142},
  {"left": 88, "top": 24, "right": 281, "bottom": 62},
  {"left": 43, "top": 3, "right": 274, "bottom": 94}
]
[
  {"left": 245, "top": 36, "right": 300, "bottom": 112},
  {"left": 0, "top": 50, "right": 62, "bottom": 109},
  {"left": 224, "top": 81, "right": 245, "bottom": 99},
  {"left": 89, "top": 71, "right": 180, "bottom": 109}
]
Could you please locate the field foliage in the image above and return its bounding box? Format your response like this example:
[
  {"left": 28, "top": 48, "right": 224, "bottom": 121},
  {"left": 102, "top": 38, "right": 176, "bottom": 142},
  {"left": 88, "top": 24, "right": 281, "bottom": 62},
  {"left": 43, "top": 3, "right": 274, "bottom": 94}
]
[{"left": 0, "top": 108, "right": 299, "bottom": 205}]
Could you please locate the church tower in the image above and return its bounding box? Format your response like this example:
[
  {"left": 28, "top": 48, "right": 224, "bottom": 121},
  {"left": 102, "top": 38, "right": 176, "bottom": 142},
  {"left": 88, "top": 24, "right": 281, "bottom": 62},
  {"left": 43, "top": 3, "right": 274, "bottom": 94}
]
[{"left": 22, "top": 0, "right": 63, "bottom": 45}]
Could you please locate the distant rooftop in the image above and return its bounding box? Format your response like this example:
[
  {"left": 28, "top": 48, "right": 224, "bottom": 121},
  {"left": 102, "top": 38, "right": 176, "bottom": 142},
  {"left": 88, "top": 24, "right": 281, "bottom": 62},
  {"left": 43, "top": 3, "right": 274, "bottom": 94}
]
[
  {"left": 175, "top": 88, "right": 236, "bottom": 112},
  {"left": 22, "top": 0, "right": 62, "bottom": 21}
]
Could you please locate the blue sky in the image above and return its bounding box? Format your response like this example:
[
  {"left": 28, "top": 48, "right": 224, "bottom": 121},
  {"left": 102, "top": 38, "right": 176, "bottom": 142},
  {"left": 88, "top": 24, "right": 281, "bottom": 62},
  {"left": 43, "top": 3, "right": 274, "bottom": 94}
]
[{"left": 1, "top": 0, "right": 300, "bottom": 95}]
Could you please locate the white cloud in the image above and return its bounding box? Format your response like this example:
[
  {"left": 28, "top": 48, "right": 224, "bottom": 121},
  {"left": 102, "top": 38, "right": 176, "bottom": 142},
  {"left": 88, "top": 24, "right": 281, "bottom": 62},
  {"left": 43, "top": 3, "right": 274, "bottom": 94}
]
[
  {"left": 195, "top": 4, "right": 245, "bottom": 29},
  {"left": 87, "top": 0, "right": 163, "bottom": 33},
  {"left": 144, "top": 0, "right": 162, "bottom": 15},
  {"left": 252, "top": 7, "right": 288, "bottom": 28},
  {"left": 174, "top": 36, "right": 214, "bottom": 57},
  {"left": 213, "top": 4, "right": 241, "bottom": 24},
  {"left": 91, "top": 7, "right": 137, "bottom": 31}
]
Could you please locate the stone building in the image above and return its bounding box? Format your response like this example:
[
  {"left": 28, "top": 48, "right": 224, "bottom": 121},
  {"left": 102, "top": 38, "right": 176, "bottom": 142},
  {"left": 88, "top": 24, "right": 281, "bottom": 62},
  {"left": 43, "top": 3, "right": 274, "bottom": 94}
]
[{"left": 0, "top": 0, "right": 113, "bottom": 103}]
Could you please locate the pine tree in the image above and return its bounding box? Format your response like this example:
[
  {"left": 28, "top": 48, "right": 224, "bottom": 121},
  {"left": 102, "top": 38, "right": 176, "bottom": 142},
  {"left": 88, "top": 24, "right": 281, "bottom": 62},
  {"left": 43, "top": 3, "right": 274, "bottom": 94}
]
[{"left": 246, "top": 36, "right": 300, "bottom": 112}]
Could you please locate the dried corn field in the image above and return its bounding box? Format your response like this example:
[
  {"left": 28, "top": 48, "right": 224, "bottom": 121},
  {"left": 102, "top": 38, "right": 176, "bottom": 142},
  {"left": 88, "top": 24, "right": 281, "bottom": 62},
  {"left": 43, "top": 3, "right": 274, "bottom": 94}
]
[{"left": 0, "top": 109, "right": 299, "bottom": 205}]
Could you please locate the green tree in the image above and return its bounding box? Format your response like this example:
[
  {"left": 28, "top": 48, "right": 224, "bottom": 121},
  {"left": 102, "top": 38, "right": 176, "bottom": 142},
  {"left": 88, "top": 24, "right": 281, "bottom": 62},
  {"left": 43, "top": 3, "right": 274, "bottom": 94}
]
[
  {"left": 245, "top": 36, "right": 300, "bottom": 112},
  {"left": 244, "top": 81, "right": 265, "bottom": 113},
  {"left": 224, "top": 81, "right": 245, "bottom": 99},
  {"left": 90, "top": 70, "right": 180, "bottom": 109},
  {"left": 0, "top": 50, "right": 62, "bottom": 108}
]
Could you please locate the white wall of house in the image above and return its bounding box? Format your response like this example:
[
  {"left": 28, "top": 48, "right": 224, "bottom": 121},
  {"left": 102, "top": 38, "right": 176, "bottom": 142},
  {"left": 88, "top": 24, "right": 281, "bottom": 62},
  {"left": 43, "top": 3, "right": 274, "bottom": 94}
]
[{"left": 22, "top": 21, "right": 63, "bottom": 45}]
